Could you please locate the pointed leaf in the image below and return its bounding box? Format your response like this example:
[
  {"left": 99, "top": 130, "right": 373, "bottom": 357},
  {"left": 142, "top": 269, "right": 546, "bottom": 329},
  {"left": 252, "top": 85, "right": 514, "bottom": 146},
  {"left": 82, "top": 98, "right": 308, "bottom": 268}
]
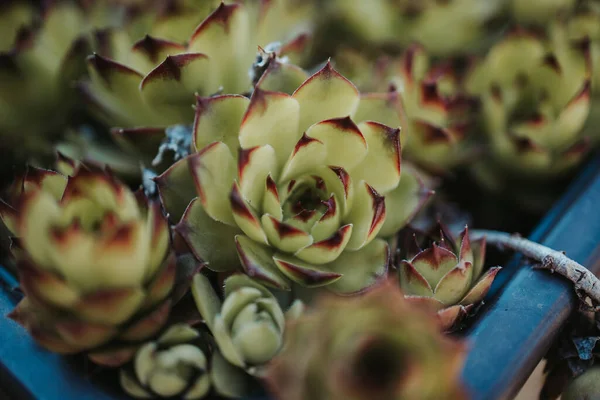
[
  {"left": 230, "top": 182, "right": 268, "bottom": 245},
  {"left": 188, "top": 3, "right": 254, "bottom": 93},
  {"left": 256, "top": 59, "right": 310, "bottom": 94},
  {"left": 189, "top": 142, "right": 236, "bottom": 225},
  {"left": 438, "top": 305, "right": 468, "bottom": 332},
  {"left": 309, "top": 194, "right": 342, "bottom": 243},
  {"left": 460, "top": 267, "right": 501, "bottom": 306},
  {"left": 292, "top": 62, "right": 360, "bottom": 132},
  {"left": 119, "top": 300, "right": 171, "bottom": 342},
  {"left": 353, "top": 92, "right": 405, "bottom": 144},
  {"left": 130, "top": 35, "right": 186, "bottom": 73},
  {"left": 411, "top": 244, "right": 459, "bottom": 288},
  {"left": 352, "top": 121, "right": 401, "bottom": 193},
  {"left": 239, "top": 89, "right": 301, "bottom": 168},
  {"left": 140, "top": 53, "right": 214, "bottom": 124},
  {"left": 154, "top": 157, "right": 197, "bottom": 223},
  {"left": 272, "top": 253, "right": 342, "bottom": 287},
  {"left": 343, "top": 181, "right": 386, "bottom": 251},
  {"left": 325, "top": 238, "right": 389, "bottom": 295},
  {"left": 434, "top": 262, "right": 474, "bottom": 305},
  {"left": 319, "top": 166, "right": 353, "bottom": 218},
  {"left": 193, "top": 95, "right": 249, "bottom": 154},
  {"left": 176, "top": 198, "right": 241, "bottom": 272},
  {"left": 235, "top": 235, "right": 291, "bottom": 290},
  {"left": 279, "top": 133, "right": 326, "bottom": 182},
  {"left": 262, "top": 214, "right": 313, "bottom": 253},
  {"left": 211, "top": 351, "right": 253, "bottom": 398},
  {"left": 191, "top": 273, "right": 223, "bottom": 334},
  {"left": 306, "top": 117, "right": 367, "bottom": 172},
  {"left": 295, "top": 224, "right": 353, "bottom": 265},
  {"left": 399, "top": 261, "right": 434, "bottom": 297},
  {"left": 262, "top": 175, "right": 283, "bottom": 221},
  {"left": 238, "top": 145, "right": 277, "bottom": 208},
  {"left": 75, "top": 287, "right": 145, "bottom": 325}
]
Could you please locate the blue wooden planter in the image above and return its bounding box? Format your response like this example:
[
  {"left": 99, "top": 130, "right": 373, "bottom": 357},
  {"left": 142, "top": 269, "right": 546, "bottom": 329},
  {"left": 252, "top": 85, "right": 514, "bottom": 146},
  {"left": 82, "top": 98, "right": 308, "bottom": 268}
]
[{"left": 2, "top": 154, "right": 600, "bottom": 400}]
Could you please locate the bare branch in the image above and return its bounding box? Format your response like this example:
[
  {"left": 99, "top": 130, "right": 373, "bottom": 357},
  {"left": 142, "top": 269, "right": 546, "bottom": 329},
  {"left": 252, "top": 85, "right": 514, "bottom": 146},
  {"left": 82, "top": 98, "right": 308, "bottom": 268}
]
[{"left": 471, "top": 229, "right": 600, "bottom": 309}]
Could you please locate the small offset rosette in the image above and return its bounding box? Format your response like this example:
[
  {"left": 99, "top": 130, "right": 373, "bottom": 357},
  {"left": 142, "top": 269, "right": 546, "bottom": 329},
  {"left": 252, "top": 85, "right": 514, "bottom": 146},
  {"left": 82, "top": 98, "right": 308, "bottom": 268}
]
[
  {"left": 399, "top": 226, "right": 501, "bottom": 331},
  {"left": 191, "top": 273, "right": 303, "bottom": 398},
  {"left": 120, "top": 324, "right": 212, "bottom": 399}
]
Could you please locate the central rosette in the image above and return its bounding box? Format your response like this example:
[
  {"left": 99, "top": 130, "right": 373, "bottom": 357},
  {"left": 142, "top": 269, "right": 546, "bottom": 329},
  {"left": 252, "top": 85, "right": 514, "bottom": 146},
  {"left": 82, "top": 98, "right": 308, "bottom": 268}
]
[{"left": 159, "top": 63, "right": 428, "bottom": 294}]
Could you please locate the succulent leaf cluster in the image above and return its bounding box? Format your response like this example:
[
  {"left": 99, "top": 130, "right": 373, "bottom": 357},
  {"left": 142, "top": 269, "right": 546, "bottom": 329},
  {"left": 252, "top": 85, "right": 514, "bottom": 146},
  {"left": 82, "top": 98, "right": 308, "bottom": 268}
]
[
  {"left": 156, "top": 63, "right": 430, "bottom": 294},
  {"left": 120, "top": 324, "right": 212, "bottom": 399},
  {"left": 399, "top": 226, "right": 501, "bottom": 331},
  {"left": 467, "top": 26, "right": 592, "bottom": 190},
  {"left": 0, "top": 165, "right": 175, "bottom": 366},
  {"left": 266, "top": 281, "right": 469, "bottom": 400}
]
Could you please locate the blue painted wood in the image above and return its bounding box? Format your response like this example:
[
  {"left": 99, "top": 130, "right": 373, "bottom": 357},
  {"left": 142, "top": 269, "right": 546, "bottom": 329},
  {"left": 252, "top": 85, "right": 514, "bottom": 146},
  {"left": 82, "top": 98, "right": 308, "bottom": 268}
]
[{"left": 461, "top": 154, "right": 600, "bottom": 400}]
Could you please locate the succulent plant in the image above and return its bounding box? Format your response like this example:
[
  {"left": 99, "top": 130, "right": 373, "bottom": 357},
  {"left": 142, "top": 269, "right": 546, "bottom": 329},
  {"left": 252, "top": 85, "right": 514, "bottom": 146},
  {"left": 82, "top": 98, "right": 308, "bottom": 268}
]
[
  {"left": 333, "top": 46, "right": 479, "bottom": 172},
  {"left": 266, "top": 280, "right": 468, "bottom": 400},
  {"left": 566, "top": 2, "right": 600, "bottom": 145},
  {"left": 561, "top": 366, "right": 600, "bottom": 400},
  {"left": 156, "top": 63, "right": 431, "bottom": 294},
  {"left": 192, "top": 273, "right": 302, "bottom": 374},
  {"left": 82, "top": 1, "right": 313, "bottom": 130},
  {"left": 509, "top": 0, "right": 578, "bottom": 25},
  {"left": 0, "top": 166, "right": 176, "bottom": 366},
  {"left": 0, "top": 1, "right": 93, "bottom": 168},
  {"left": 316, "top": 0, "right": 503, "bottom": 57},
  {"left": 399, "top": 226, "right": 501, "bottom": 331},
  {"left": 466, "top": 27, "right": 592, "bottom": 198},
  {"left": 120, "top": 324, "right": 212, "bottom": 399}
]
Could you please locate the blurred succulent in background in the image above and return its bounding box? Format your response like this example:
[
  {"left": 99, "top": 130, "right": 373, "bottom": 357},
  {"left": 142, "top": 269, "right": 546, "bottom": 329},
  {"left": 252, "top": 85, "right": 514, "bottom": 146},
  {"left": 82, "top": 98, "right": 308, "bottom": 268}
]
[
  {"left": 466, "top": 26, "right": 592, "bottom": 207},
  {"left": 191, "top": 273, "right": 303, "bottom": 397},
  {"left": 0, "top": 1, "right": 91, "bottom": 171},
  {"left": 266, "top": 280, "right": 468, "bottom": 400},
  {"left": 156, "top": 63, "right": 431, "bottom": 294},
  {"left": 399, "top": 225, "right": 500, "bottom": 331},
  {"left": 566, "top": 1, "right": 600, "bottom": 146},
  {"left": 120, "top": 324, "right": 212, "bottom": 399},
  {"left": 334, "top": 45, "right": 478, "bottom": 172},
  {"left": 0, "top": 166, "right": 177, "bottom": 366},
  {"left": 81, "top": 1, "right": 314, "bottom": 176},
  {"left": 314, "top": 0, "right": 504, "bottom": 58},
  {"left": 82, "top": 1, "right": 313, "bottom": 128},
  {"left": 508, "top": 0, "right": 578, "bottom": 25}
]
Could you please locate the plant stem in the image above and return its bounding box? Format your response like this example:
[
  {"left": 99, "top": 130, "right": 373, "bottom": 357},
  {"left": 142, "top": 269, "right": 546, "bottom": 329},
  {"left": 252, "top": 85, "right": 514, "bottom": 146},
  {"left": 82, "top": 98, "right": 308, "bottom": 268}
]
[{"left": 471, "top": 229, "right": 600, "bottom": 308}]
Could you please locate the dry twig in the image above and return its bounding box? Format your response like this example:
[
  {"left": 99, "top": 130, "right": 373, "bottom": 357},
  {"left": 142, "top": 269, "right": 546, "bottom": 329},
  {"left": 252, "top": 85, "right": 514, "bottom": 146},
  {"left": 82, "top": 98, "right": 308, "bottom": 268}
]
[{"left": 471, "top": 229, "right": 600, "bottom": 310}]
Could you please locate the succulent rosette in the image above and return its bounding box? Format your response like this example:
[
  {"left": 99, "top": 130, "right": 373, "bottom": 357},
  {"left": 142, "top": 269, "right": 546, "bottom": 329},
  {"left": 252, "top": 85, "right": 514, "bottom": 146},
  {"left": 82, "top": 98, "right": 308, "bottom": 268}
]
[
  {"left": 399, "top": 226, "right": 500, "bottom": 331},
  {"left": 0, "top": 1, "right": 92, "bottom": 167},
  {"left": 82, "top": 1, "right": 313, "bottom": 130},
  {"left": 391, "top": 44, "right": 477, "bottom": 171},
  {"left": 192, "top": 273, "right": 302, "bottom": 379},
  {"left": 333, "top": 46, "right": 477, "bottom": 172},
  {"left": 466, "top": 27, "right": 592, "bottom": 194},
  {"left": 0, "top": 166, "right": 176, "bottom": 366},
  {"left": 317, "top": 0, "right": 503, "bottom": 57},
  {"left": 156, "top": 63, "right": 430, "bottom": 295},
  {"left": 266, "top": 281, "right": 468, "bottom": 400},
  {"left": 120, "top": 324, "right": 212, "bottom": 399}
]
